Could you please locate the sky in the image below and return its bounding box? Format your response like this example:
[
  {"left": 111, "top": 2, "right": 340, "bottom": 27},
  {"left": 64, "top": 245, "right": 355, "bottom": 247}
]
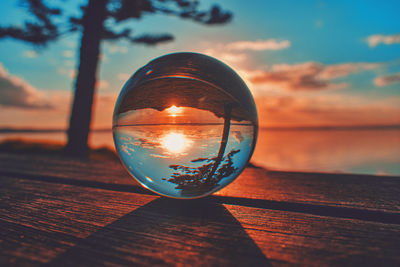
[{"left": 0, "top": 0, "right": 400, "bottom": 129}]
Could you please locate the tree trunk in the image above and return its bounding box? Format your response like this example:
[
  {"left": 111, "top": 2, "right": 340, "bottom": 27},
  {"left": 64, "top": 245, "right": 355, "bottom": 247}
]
[
  {"left": 64, "top": 0, "right": 108, "bottom": 156},
  {"left": 207, "top": 104, "right": 232, "bottom": 181}
]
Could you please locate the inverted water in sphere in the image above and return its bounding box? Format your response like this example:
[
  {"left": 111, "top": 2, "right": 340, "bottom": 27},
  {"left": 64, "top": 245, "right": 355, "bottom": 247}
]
[{"left": 113, "top": 53, "right": 258, "bottom": 198}]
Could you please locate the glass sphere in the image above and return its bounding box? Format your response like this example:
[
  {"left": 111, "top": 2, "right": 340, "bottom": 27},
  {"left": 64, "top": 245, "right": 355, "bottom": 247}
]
[{"left": 113, "top": 52, "right": 258, "bottom": 199}]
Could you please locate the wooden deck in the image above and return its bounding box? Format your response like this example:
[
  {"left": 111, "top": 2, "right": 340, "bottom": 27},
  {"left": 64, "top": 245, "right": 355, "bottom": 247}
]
[{"left": 1, "top": 152, "right": 399, "bottom": 266}]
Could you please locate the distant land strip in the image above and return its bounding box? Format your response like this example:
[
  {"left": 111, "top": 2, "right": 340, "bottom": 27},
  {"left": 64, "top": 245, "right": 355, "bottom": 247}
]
[
  {"left": 259, "top": 124, "right": 400, "bottom": 131},
  {"left": 0, "top": 128, "right": 109, "bottom": 133},
  {"left": 113, "top": 122, "right": 254, "bottom": 127},
  {"left": 1, "top": 124, "right": 400, "bottom": 133}
]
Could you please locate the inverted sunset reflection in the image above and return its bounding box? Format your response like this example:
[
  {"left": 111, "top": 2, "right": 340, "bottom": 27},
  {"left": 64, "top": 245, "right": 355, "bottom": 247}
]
[
  {"left": 114, "top": 104, "right": 255, "bottom": 198},
  {"left": 166, "top": 105, "right": 181, "bottom": 117},
  {"left": 117, "top": 105, "right": 225, "bottom": 126}
]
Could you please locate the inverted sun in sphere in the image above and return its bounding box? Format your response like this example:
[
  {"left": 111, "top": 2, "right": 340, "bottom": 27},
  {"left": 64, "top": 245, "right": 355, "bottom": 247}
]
[
  {"left": 113, "top": 53, "right": 258, "bottom": 199},
  {"left": 162, "top": 132, "right": 187, "bottom": 153},
  {"left": 167, "top": 105, "right": 181, "bottom": 116}
]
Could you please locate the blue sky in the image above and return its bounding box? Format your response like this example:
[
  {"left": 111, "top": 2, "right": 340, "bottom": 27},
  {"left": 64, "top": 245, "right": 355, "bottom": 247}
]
[{"left": 0, "top": 0, "right": 399, "bottom": 128}]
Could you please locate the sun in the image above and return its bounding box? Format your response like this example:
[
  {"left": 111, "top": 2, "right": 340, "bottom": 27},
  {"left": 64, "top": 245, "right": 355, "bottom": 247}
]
[
  {"left": 162, "top": 132, "right": 188, "bottom": 153},
  {"left": 166, "top": 105, "right": 181, "bottom": 117}
]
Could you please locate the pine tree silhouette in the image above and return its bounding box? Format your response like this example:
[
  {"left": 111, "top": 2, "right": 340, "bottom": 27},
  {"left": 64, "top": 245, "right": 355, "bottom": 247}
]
[{"left": 0, "top": 0, "right": 232, "bottom": 156}]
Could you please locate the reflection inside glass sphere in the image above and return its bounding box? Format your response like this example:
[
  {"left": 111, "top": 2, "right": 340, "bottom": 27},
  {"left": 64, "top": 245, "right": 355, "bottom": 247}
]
[
  {"left": 113, "top": 53, "right": 258, "bottom": 198},
  {"left": 162, "top": 132, "right": 189, "bottom": 153},
  {"left": 166, "top": 105, "right": 181, "bottom": 117}
]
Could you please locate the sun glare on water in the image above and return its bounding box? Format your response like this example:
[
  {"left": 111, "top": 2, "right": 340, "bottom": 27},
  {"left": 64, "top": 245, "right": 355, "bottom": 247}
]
[{"left": 162, "top": 132, "right": 189, "bottom": 153}]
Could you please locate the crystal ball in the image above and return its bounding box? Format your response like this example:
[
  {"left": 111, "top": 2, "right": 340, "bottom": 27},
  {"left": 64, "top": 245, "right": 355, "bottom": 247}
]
[{"left": 113, "top": 52, "right": 258, "bottom": 199}]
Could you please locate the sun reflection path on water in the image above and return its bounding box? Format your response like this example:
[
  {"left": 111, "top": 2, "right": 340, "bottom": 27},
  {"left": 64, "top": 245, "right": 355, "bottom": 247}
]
[{"left": 162, "top": 132, "right": 191, "bottom": 154}]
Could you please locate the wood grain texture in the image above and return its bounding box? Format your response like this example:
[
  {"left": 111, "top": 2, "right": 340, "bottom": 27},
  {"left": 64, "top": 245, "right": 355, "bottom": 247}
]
[
  {"left": 1, "top": 152, "right": 400, "bottom": 213},
  {"left": 217, "top": 167, "right": 400, "bottom": 213},
  {"left": 1, "top": 176, "right": 399, "bottom": 266},
  {"left": 1, "top": 152, "right": 400, "bottom": 266}
]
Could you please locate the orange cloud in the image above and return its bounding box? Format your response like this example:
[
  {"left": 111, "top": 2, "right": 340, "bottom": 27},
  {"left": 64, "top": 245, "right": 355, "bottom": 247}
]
[
  {"left": 0, "top": 63, "right": 53, "bottom": 109},
  {"left": 0, "top": 89, "right": 118, "bottom": 130},
  {"left": 249, "top": 62, "right": 380, "bottom": 91},
  {"left": 0, "top": 90, "right": 70, "bottom": 128},
  {"left": 374, "top": 72, "right": 400, "bottom": 87},
  {"left": 96, "top": 80, "right": 110, "bottom": 91},
  {"left": 318, "top": 62, "right": 380, "bottom": 79}
]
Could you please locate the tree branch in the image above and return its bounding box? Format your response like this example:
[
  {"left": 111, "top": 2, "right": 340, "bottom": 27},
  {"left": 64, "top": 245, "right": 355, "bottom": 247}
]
[
  {"left": 110, "top": 0, "right": 156, "bottom": 22},
  {"left": 108, "top": 0, "right": 232, "bottom": 26},
  {"left": 130, "top": 33, "right": 174, "bottom": 45},
  {"left": 153, "top": 1, "right": 232, "bottom": 25},
  {"left": 102, "top": 27, "right": 131, "bottom": 40},
  {"left": 0, "top": 0, "right": 62, "bottom": 45}
]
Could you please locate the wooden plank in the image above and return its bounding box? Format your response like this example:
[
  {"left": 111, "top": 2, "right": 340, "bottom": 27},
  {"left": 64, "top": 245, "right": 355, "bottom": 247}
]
[
  {"left": 0, "top": 153, "right": 134, "bottom": 186},
  {"left": 1, "top": 176, "right": 399, "bottom": 266},
  {"left": 0, "top": 176, "right": 156, "bottom": 265},
  {"left": 216, "top": 166, "right": 400, "bottom": 213},
  {"left": 1, "top": 152, "right": 400, "bottom": 213},
  {"left": 225, "top": 204, "right": 400, "bottom": 266}
]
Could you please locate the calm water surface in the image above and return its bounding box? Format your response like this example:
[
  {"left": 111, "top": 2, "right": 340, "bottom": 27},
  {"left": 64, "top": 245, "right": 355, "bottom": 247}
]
[
  {"left": 113, "top": 124, "right": 254, "bottom": 198},
  {"left": 1, "top": 128, "right": 399, "bottom": 176}
]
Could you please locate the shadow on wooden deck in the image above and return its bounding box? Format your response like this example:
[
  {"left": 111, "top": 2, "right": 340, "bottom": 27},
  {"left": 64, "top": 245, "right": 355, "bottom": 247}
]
[
  {"left": 3, "top": 169, "right": 400, "bottom": 225},
  {"left": 45, "top": 198, "right": 272, "bottom": 266}
]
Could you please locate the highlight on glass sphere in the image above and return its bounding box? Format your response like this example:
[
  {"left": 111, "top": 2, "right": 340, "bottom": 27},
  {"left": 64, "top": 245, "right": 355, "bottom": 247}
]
[{"left": 113, "top": 52, "right": 258, "bottom": 199}]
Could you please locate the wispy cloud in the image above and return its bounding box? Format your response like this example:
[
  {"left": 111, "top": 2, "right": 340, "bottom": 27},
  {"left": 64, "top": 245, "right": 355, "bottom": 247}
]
[
  {"left": 0, "top": 63, "right": 53, "bottom": 109},
  {"left": 96, "top": 80, "right": 109, "bottom": 90},
  {"left": 200, "top": 38, "right": 290, "bottom": 68},
  {"left": 58, "top": 67, "right": 76, "bottom": 78},
  {"left": 118, "top": 73, "right": 131, "bottom": 81},
  {"left": 226, "top": 39, "right": 291, "bottom": 51},
  {"left": 249, "top": 62, "right": 380, "bottom": 91},
  {"left": 202, "top": 48, "right": 248, "bottom": 65},
  {"left": 319, "top": 63, "right": 379, "bottom": 79},
  {"left": 315, "top": 19, "right": 324, "bottom": 28},
  {"left": 374, "top": 72, "right": 400, "bottom": 86},
  {"left": 64, "top": 40, "right": 76, "bottom": 48},
  {"left": 108, "top": 45, "right": 128, "bottom": 54},
  {"left": 22, "top": 50, "right": 38, "bottom": 58},
  {"left": 367, "top": 33, "right": 400, "bottom": 47},
  {"left": 63, "top": 60, "right": 74, "bottom": 67},
  {"left": 63, "top": 50, "right": 74, "bottom": 58}
]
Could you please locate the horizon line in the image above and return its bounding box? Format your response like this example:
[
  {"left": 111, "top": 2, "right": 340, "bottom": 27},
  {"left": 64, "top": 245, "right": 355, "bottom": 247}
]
[{"left": 1, "top": 124, "right": 400, "bottom": 133}]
